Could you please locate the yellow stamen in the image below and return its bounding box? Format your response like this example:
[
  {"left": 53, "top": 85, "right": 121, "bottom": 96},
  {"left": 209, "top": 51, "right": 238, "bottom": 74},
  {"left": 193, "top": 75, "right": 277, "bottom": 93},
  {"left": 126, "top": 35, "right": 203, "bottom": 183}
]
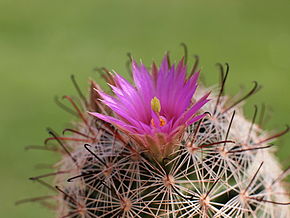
[
  {"left": 151, "top": 97, "right": 161, "bottom": 113},
  {"left": 160, "top": 117, "right": 166, "bottom": 126}
]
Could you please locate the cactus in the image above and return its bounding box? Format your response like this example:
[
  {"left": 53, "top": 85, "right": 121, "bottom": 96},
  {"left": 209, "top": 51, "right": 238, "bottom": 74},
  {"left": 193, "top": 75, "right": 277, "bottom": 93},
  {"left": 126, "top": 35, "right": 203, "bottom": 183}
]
[{"left": 26, "top": 53, "right": 289, "bottom": 217}]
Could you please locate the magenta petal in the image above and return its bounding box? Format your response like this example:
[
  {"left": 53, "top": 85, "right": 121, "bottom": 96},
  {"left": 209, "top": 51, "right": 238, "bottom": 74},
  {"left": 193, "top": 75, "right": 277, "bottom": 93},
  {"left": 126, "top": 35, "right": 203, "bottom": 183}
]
[
  {"left": 182, "top": 93, "right": 210, "bottom": 121},
  {"left": 137, "top": 120, "right": 153, "bottom": 134},
  {"left": 187, "top": 113, "right": 207, "bottom": 125},
  {"left": 89, "top": 112, "right": 137, "bottom": 133}
]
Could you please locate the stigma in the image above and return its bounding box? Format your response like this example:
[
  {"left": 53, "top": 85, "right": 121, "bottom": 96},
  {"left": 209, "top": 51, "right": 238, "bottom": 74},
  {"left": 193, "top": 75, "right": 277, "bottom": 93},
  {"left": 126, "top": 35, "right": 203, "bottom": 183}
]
[
  {"left": 150, "top": 97, "right": 167, "bottom": 128},
  {"left": 151, "top": 97, "right": 161, "bottom": 113}
]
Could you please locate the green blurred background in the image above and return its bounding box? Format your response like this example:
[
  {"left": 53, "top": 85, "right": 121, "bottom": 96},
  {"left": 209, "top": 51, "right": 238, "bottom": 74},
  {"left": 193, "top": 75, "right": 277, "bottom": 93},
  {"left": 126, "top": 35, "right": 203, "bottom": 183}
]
[{"left": 1, "top": 0, "right": 290, "bottom": 217}]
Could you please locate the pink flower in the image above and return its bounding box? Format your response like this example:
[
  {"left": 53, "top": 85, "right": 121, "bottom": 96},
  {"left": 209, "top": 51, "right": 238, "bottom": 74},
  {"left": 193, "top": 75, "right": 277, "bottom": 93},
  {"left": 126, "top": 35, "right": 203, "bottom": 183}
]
[{"left": 90, "top": 56, "right": 210, "bottom": 160}]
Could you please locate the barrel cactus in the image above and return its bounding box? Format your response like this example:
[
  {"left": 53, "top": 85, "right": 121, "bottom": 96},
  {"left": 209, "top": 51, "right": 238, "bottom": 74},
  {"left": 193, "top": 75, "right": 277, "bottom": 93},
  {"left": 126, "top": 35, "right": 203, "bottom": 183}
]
[{"left": 24, "top": 52, "right": 289, "bottom": 217}]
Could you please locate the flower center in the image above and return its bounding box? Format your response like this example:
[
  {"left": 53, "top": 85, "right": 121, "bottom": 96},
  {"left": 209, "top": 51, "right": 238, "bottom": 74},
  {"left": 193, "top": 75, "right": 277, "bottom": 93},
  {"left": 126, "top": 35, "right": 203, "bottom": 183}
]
[
  {"left": 150, "top": 116, "right": 167, "bottom": 127},
  {"left": 150, "top": 97, "right": 167, "bottom": 128}
]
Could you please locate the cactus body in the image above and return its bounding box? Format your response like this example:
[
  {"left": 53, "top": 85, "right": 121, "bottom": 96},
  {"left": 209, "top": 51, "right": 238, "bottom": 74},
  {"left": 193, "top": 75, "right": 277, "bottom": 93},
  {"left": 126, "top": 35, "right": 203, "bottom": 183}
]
[{"left": 29, "top": 55, "right": 289, "bottom": 217}]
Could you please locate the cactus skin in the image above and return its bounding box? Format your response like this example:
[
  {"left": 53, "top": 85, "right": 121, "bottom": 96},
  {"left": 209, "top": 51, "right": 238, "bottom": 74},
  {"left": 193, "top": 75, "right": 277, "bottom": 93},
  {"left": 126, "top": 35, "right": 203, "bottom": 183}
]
[{"left": 30, "top": 57, "right": 289, "bottom": 218}]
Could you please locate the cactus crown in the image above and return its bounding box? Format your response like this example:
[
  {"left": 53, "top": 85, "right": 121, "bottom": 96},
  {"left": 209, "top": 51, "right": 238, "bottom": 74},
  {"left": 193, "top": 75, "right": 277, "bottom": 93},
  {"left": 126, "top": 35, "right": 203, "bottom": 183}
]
[{"left": 22, "top": 52, "right": 289, "bottom": 217}]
